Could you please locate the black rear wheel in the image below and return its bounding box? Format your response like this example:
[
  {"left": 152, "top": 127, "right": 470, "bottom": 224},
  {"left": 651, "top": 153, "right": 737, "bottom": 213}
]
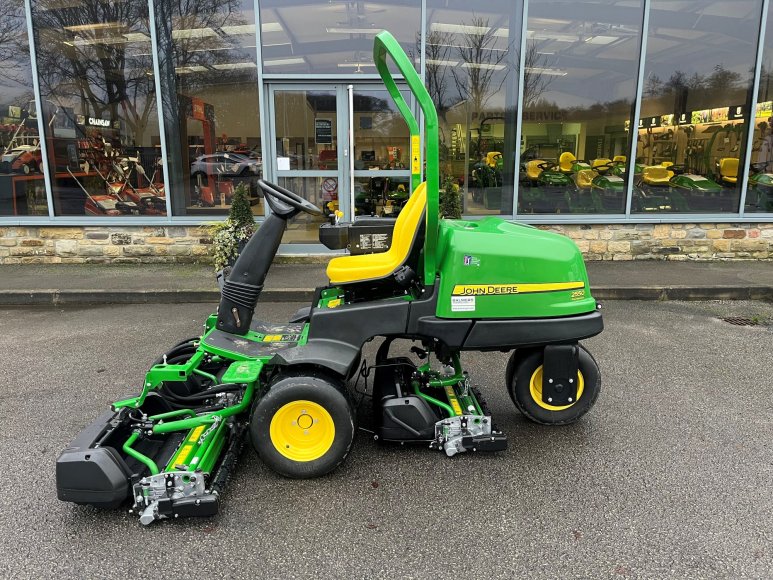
[
  {"left": 507, "top": 346, "right": 600, "bottom": 425},
  {"left": 250, "top": 370, "right": 355, "bottom": 478}
]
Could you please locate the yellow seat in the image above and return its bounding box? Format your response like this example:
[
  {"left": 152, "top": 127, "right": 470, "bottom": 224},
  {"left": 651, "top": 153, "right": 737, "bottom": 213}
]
[
  {"left": 719, "top": 157, "right": 738, "bottom": 184},
  {"left": 574, "top": 168, "right": 597, "bottom": 188},
  {"left": 641, "top": 165, "right": 672, "bottom": 186},
  {"left": 592, "top": 158, "right": 612, "bottom": 173},
  {"left": 613, "top": 155, "right": 626, "bottom": 163},
  {"left": 559, "top": 152, "right": 576, "bottom": 173},
  {"left": 486, "top": 151, "right": 502, "bottom": 167},
  {"left": 525, "top": 159, "right": 545, "bottom": 181},
  {"left": 327, "top": 182, "right": 427, "bottom": 285}
]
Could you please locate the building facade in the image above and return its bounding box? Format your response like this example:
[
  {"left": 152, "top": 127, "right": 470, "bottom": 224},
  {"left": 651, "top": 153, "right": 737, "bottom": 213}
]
[{"left": 1, "top": 0, "right": 772, "bottom": 263}]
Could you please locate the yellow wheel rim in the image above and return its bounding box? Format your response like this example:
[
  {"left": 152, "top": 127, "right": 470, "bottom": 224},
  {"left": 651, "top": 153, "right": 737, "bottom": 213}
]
[
  {"left": 270, "top": 400, "right": 335, "bottom": 462},
  {"left": 529, "top": 366, "right": 585, "bottom": 411}
]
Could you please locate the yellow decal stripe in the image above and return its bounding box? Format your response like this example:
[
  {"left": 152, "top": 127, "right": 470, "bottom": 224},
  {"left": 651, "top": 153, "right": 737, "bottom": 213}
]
[
  {"left": 444, "top": 386, "right": 463, "bottom": 415},
  {"left": 451, "top": 282, "right": 585, "bottom": 296},
  {"left": 188, "top": 425, "right": 205, "bottom": 442},
  {"left": 173, "top": 443, "right": 194, "bottom": 466}
]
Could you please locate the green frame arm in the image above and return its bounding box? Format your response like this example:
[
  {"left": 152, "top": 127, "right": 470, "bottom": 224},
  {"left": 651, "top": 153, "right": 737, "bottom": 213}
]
[{"left": 373, "top": 30, "right": 439, "bottom": 286}]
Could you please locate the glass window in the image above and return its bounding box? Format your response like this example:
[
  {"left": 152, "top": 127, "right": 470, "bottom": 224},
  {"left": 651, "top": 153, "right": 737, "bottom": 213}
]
[
  {"left": 260, "top": 0, "right": 420, "bottom": 75},
  {"left": 154, "top": 0, "right": 263, "bottom": 217},
  {"left": 747, "top": 2, "right": 773, "bottom": 213},
  {"left": 637, "top": 1, "right": 763, "bottom": 213},
  {"left": 519, "top": 0, "right": 644, "bottom": 215},
  {"left": 0, "top": 2, "right": 49, "bottom": 216},
  {"left": 274, "top": 89, "right": 338, "bottom": 170},
  {"left": 426, "top": 0, "right": 521, "bottom": 216},
  {"left": 30, "top": 0, "right": 163, "bottom": 217}
]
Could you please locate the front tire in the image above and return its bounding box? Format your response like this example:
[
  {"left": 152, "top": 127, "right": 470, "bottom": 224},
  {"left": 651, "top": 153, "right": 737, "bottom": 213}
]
[
  {"left": 507, "top": 345, "right": 600, "bottom": 425},
  {"left": 250, "top": 370, "right": 355, "bottom": 478}
]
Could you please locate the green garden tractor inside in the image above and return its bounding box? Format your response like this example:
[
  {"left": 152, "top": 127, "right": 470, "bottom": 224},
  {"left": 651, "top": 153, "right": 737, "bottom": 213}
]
[{"left": 56, "top": 31, "right": 604, "bottom": 526}]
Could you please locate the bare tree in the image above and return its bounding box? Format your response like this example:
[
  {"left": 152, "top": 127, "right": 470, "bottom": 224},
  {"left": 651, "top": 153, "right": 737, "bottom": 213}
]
[
  {"left": 420, "top": 29, "right": 454, "bottom": 118},
  {"left": 450, "top": 16, "right": 511, "bottom": 116},
  {"left": 0, "top": 0, "right": 32, "bottom": 89},
  {"left": 520, "top": 41, "right": 555, "bottom": 108}
]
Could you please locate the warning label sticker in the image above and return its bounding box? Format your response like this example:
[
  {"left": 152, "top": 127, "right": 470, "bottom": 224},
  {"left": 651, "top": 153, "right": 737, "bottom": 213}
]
[
  {"left": 411, "top": 135, "right": 420, "bottom": 174},
  {"left": 451, "top": 296, "right": 476, "bottom": 312}
]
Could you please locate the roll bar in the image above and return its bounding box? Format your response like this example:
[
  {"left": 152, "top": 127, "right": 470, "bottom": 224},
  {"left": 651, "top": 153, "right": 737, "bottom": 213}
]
[{"left": 373, "top": 31, "right": 439, "bottom": 286}]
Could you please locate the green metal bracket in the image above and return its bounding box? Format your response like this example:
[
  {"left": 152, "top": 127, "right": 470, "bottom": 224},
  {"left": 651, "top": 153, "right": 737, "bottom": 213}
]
[{"left": 373, "top": 30, "right": 439, "bottom": 286}]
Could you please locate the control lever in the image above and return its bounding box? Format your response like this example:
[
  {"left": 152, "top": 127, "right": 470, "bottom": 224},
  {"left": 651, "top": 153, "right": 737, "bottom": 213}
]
[{"left": 410, "top": 346, "right": 427, "bottom": 360}]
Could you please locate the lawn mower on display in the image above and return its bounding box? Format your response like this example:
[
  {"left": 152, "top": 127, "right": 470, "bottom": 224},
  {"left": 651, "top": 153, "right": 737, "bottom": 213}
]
[
  {"left": 518, "top": 159, "right": 573, "bottom": 213},
  {"left": 746, "top": 161, "right": 773, "bottom": 211},
  {"left": 121, "top": 157, "right": 167, "bottom": 216},
  {"left": 56, "top": 31, "right": 604, "bottom": 526}
]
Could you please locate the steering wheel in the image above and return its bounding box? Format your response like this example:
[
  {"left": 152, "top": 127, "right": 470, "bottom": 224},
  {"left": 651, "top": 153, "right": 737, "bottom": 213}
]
[
  {"left": 537, "top": 161, "right": 557, "bottom": 171},
  {"left": 257, "top": 179, "right": 323, "bottom": 216}
]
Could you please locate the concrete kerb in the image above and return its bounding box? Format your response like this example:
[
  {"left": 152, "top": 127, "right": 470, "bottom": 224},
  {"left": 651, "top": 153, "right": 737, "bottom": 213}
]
[{"left": 0, "top": 285, "right": 770, "bottom": 305}]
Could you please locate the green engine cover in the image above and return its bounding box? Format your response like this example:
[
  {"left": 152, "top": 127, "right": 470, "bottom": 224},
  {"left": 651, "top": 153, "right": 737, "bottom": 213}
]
[{"left": 435, "top": 217, "right": 596, "bottom": 319}]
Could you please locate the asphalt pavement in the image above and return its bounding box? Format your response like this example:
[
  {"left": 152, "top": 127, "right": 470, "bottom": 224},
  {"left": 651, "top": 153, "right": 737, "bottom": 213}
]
[{"left": 0, "top": 300, "right": 772, "bottom": 578}]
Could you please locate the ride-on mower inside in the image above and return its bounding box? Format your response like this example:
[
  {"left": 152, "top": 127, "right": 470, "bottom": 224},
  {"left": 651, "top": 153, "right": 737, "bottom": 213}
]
[{"left": 56, "top": 31, "right": 604, "bottom": 525}]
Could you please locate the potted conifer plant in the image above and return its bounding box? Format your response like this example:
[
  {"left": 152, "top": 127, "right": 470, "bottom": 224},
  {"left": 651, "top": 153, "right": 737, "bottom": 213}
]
[{"left": 210, "top": 182, "right": 256, "bottom": 273}]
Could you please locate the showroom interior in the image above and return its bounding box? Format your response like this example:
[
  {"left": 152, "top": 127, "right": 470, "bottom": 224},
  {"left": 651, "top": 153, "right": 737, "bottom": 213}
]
[{"left": 1, "top": 0, "right": 772, "bottom": 255}]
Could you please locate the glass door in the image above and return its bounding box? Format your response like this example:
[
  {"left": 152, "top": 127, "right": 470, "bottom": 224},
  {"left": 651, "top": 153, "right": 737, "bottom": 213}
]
[
  {"left": 349, "top": 86, "right": 412, "bottom": 220},
  {"left": 269, "top": 84, "right": 414, "bottom": 248},
  {"left": 270, "top": 85, "right": 343, "bottom": 246}
]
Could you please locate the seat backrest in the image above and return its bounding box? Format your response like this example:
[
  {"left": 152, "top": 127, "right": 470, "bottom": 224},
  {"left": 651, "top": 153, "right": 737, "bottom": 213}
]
[
  {"left": 559, "top": 151, "right": 576, "bottom": 172},
  {"left": 642, "top": 166, "right": 669, "bottom": 181},
  {"left": 525, "top": 159, "right": 544, "bottom": 180},
  {"left": 486, "top": 151, "right": 502, "bottom": 167},
  {"left": 613, "top": 155, "right": 626, "bottom": 163},
  {"left": 719, "top": 157, "right": 738, "bottom": 178},
  {"left": 388, "top": 182, "right": 426, "bottom": 265},
  {"left": 575, "top": 168, "right": 596, "bottom": 188}
]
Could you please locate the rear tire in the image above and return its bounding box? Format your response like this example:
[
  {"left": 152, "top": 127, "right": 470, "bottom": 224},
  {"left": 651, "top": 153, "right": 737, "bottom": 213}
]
[
  {"left": 250, "top": 370, "right": 355, "bottom": 478},
  {"left": 507, "top": 345, "right": 600, "bottom": 425}
]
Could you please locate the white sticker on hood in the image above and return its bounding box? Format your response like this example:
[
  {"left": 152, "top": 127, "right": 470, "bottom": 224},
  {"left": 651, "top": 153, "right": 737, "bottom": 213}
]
[{"left": 451, "top": 296, "right": 476, "bottom": 312}]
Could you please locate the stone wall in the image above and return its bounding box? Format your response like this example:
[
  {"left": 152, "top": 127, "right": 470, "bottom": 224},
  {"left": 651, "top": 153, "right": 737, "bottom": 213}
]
[
  {"left": 0, "top": 223, "right": 771, "bottom": 264},
  {"left": 0, "top": 226, "right": 212, "bottom": 264}
]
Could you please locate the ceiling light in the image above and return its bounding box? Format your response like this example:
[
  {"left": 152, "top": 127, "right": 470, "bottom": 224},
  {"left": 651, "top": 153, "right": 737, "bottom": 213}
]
[
  {"left": 460, "top": 62, "right": 506, "bottom": 71},
  {"left": 337, "top": 63, "right": 376, "bottom": 68},
  {"left": 528, "top": 31, "right": 579, "bottom": 42},
  {"left": 425, "top": 58, "right": 459, "bottom": 66},
  {"left": 261, "top": 22, "right": 283, "bottom": 33},
  {"left": 175, "top": 65, "right": 208, "bottom": 74},
  {"left": 263, "top": 57, "right": 305, "bottom": 67},
  {"left": 213, "top": 62, "right": 257, "bottom": 70},
  {"left": 584, "top": 35, "right": 617, "bottom": 44},
  {"left": 64, "top": 22, "right": 123, "bottom": 32},
  {"left": 220, "top": 24, "right": 255, "bottom": 36},
  {"left": 525, "top": 66, "right": 567, "bottom": 76},
  {"left": 70, "top": 33, "right": 151, "bottom": 47},
  {"left": 326, "top": 27, "right": 378, "bottom": 34},
  {"left": 431, "top": 23, "right": 491, "bottom": 35},
  {"left": 172, "top": 28, "right": 216, "bottom": 40}
]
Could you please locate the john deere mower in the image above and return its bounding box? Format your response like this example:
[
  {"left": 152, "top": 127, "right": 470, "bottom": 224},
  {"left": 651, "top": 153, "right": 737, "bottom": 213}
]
[{"left": 56, "top": 32, "right": 604, "bottom": 525}]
